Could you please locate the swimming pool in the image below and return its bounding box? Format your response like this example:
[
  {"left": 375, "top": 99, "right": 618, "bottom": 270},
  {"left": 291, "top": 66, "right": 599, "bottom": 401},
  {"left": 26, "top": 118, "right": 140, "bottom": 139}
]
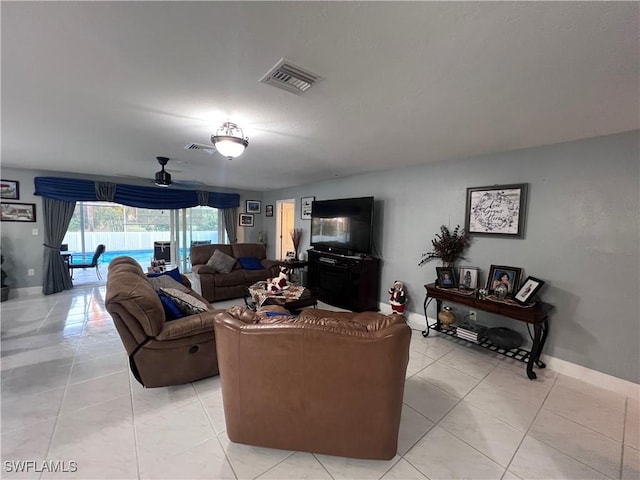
[
  {"left": 98, "top": 249, "right": 191, "bottom": 268},
  {"left": 101, "top": 249, "right": 155, "bottom": 266}
]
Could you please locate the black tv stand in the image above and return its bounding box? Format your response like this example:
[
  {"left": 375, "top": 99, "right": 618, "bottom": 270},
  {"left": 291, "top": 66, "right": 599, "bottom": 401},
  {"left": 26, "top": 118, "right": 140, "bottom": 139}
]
[
  {"left": 313, "top": 246, "right": 354, "bottom": 257},
  {"left": 307, "top": 249, "right": 380, "bottom": 312}
]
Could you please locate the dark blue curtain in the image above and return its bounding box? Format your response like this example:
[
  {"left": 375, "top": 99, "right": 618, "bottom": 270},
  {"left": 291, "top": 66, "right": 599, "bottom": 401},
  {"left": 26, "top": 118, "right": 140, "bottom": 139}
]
[{"left": 34, "top": 177, "right": 239, "bottom": 209}]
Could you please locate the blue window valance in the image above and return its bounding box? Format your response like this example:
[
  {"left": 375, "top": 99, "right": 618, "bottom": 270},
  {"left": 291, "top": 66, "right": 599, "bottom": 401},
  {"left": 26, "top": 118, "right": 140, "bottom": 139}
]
[{"left": 34, "top": 177, "right": 240, "bottom": 210}]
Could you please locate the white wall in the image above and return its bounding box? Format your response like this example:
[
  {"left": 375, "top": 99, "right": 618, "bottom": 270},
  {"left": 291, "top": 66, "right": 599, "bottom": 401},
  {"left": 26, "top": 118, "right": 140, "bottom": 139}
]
[{"left": 262, "top": 131, "right": 640, "bottom": 383}]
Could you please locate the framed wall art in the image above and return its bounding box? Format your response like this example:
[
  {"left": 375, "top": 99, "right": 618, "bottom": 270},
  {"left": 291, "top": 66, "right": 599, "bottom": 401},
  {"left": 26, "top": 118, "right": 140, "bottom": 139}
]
[
  {"left": 301, "top": 196, "right": 314, "bottom": 220},
  {"left": 486, "top": 264, "right": 522, "bottom": 296},
  {"left": 0, "top": 180, "right": 19, "bottom": 200},
  {"left": 246, "top": 200, "right": 261, "bottom": 214},
  {"left": 265, "top": 205, "right": 273, "bottom": 217},
  {"left": 239, "top": 213, "right": 254, "bottom": 227},
  {"left": 1, "top": 202, "right": 36, "bottom": 222},
  {"left": 465, "top": 183, "right": 528, "bottom": 238},
  {"left": 514, "top": 276, "right": 545, "bottom": 305}
]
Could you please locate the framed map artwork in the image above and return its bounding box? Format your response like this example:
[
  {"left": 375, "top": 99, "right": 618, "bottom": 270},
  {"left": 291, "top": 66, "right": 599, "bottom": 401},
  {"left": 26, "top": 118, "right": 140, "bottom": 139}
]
[{"left": 465, "top": 184, "right": 528, "bottom": 238}]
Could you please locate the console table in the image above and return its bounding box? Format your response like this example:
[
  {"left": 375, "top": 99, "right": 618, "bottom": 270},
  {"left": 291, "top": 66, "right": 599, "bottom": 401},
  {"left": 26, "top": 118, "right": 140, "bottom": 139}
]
[{"left": 423, "top": 284, "right": 552, "bottom": 380}]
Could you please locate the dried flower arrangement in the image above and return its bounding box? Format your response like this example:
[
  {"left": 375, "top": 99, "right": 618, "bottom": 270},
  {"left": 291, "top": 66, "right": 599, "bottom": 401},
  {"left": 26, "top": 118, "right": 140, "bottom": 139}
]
[
  {"left": 418, "top": 225, "right": 471, "bottom": 266},
  {"left": 291, "top": 228, "right": 303, "bottom": 258}
]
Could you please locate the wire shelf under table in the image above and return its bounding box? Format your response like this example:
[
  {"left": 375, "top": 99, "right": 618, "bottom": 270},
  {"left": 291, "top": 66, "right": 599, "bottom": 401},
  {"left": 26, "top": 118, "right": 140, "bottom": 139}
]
[{"left": 430, "top": 323, "right": 532, "bottom": 364}]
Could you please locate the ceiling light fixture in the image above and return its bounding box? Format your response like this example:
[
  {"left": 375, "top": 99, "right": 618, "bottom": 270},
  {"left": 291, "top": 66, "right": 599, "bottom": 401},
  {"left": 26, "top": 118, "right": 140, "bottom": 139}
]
[{"left": 211, "top": 122, "right": 249, "bottom": 159}]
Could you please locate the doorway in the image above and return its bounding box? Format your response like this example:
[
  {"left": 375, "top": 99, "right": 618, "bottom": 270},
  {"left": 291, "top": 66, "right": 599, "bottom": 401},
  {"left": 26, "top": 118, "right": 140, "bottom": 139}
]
[{"left": 276, "top": 199, "right": 295, "bottom": 260}]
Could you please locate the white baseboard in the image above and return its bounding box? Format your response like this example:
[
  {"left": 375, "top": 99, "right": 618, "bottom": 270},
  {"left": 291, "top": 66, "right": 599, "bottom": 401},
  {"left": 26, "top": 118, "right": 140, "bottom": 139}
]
[
  {"left": 9, "top": 286, "right": 42, "bottom": 298},
  {"left": 539, "top": 354, "right": 639, "bottom": 399},
  {"left": 381, "top": 302, "right": 640, "bottom": 399},
  {"left": 378, "top": 302, "right": 428, "bottom": 332}
]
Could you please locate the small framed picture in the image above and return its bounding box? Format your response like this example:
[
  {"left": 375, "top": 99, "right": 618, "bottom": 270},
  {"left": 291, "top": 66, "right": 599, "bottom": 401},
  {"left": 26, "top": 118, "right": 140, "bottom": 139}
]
[
  {"left": 458, "top": 266, "right": 479, "bottom": 290},
  {"left": 514, "top": 276, "right": 545, "bottom": 305},
  {"left": 436, "top": 266, "right": 457, "bottom": 288},
  {"left": 0, "top": 180, "right": 19, "bottom": 200},
  {"left": 246, "top": 200, "right": 261, "bottom": 214},
  {"left": 265, "top": 205, "right": 273, "bottom": 217},
  {"left": 301, "top": 196, "right": 314, "bottom": 220},
  {"left": 486, "top": 265, "right": 523, "bottom": 296},
  {"left": 1, "top": 202, "right": 36, "bottom": 222},
  {"left": 285, "top": 251, "right": 296, "bottom": 260},
  {"left": 239, "top": 213, "right": 254, "bottom": 227}
]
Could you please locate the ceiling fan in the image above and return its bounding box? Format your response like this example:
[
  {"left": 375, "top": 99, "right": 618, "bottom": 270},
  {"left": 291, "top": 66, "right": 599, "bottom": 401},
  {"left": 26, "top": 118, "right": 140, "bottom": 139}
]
[
  {"left": 150, "top": 156, "right": 206, "bottom": 189},
  {"left": 154, "top": 156, "right": 173, "bottom": 187}
]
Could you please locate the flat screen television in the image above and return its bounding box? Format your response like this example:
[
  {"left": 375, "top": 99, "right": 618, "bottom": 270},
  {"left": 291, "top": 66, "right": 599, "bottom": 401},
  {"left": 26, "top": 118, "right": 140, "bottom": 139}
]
[{"left": 310, "top": 196, "right": 374, "bottom": 255}]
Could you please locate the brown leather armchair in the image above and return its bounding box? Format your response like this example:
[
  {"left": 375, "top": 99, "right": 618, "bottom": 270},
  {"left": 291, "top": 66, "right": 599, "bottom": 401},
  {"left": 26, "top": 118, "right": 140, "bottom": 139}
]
[
  {"left": 213, "top": 307, "right": 411, "bottom": 460},
  {"left": 105, "top": 256, "right": 219, "bottom": 388}
]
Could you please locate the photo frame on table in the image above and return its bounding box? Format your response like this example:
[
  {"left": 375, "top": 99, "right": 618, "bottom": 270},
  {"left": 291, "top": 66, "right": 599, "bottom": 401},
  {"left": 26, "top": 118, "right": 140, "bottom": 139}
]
[
  {"left": 465, "top": 183, "right": 528, "bottom": 238},
  {"left": 239, "top": 213, "right": 254, "bottom": 227},
  {"left": 0, "top": 180, "right": 19, "bottom": 200},
  {"left": 265, "top": 204, "right": 274, "bottom": 217},
  {"left": 436, "top": 266, "right": 457, "bottom": 289},
  {"left": 486, "top": 265, "right": 523, "bottom": 296},
  {"left": 458, "top": 266, "right": 479, "bottom": 290},
  {"left": 1, "top": 202, "right": 36, "bottom": 222},
  {"left": 301, "top": 196, "right": 314, "bottom": 220},
  {"left": 246, "top": 200, "right": 261, "bottom": 214},
  {"left": 514, "top": 276, "right": 545, "bottom": 305}
]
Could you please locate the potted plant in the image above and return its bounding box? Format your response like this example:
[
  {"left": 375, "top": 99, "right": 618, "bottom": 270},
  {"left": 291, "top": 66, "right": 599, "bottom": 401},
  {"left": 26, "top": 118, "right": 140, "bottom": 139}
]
[
  {"left": 1, "top": 254, "right": 9, "bottom": 302},
  {"left": 418, "top": 224, "right": 471, "bottom": 267}
]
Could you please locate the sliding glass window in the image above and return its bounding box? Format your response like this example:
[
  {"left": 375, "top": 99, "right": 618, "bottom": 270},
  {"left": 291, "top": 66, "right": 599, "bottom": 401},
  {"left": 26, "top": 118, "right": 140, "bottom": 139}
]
[{"left": 63, "top": 202, "right": 226, "bottom": 272}]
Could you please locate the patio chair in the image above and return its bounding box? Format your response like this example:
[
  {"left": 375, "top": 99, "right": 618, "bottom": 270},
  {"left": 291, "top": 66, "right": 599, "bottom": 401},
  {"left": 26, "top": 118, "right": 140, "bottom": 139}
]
[
  {"left": 153, "top": 241, "right": 171, "bottom": 262},
  {"left": 69, "top": 244, "right": 106, "bottom": 280}
]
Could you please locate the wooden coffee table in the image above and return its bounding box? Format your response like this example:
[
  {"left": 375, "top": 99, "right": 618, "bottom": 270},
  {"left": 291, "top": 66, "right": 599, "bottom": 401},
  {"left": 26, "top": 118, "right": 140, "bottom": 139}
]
[{"left": 244, "top": 282, "right": 318, "bottom": 313}]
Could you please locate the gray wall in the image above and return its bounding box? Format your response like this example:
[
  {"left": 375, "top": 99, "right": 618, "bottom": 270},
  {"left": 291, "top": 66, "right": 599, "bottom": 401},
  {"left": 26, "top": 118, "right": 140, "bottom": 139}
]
[
  {"left": 2, "top": 132, "right": 637, "bottom": 382},
  {"left": 0, "top": 167, "right": 264, "bottom": 289},
  {"left": 262, "top": 131, "right": 639, "bottom": 383}
]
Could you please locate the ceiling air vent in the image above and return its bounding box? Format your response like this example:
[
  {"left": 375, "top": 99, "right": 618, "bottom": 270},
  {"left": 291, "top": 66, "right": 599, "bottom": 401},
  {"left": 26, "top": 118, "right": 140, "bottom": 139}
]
[
  {"left": 184, "top": 143, "right": 216, "bottom": 155},
  {"left": 259, "top": 58, "right": 323, "bottom": 95}
]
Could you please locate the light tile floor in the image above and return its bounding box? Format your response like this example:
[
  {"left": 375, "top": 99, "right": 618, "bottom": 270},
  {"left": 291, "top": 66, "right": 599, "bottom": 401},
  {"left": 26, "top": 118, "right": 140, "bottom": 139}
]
[{"left": 1, "top": 276, "right": 639, "bottom": 479}]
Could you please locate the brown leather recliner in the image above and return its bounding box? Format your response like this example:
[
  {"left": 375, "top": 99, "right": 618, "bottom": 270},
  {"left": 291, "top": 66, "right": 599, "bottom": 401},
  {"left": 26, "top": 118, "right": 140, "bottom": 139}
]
[
  {"left": 105, "top": 256, "right": 220, "bottom": 388},
  {"left": 213, "top": 307, "right": 411, "bottom": 460}
]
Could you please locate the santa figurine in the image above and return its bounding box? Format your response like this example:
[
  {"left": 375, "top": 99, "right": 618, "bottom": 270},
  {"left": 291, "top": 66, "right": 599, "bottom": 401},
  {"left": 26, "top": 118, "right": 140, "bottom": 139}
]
[
  {"left": 388, "top": 280, "right": 407, "bottom": 314},
  {"left": 266, "top": 265, "right": 290, "bottom": 294}
]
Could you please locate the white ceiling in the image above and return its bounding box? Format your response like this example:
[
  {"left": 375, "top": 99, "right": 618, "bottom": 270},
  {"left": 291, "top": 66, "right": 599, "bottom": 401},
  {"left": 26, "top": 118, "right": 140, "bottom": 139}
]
[{"left": 2, "top": 2, "right": 638, "bottom": 191}]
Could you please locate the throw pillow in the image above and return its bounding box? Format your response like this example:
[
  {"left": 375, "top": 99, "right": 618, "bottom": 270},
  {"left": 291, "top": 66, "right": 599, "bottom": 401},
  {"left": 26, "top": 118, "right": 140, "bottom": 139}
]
[
  {"left": 147, "top": 274, "right": 190, "bottom": 293},
  {"left": 147, "top": 267, "right": 182, "bottom": 283},
  {"left": 160, "top": 287, "right": 209, "bottom": 315},
  {"left": 238, "top": 257, "right": 263, "bottom": 270},
  {"left": 157, "top": 292, "right": 185, "bottom": 321},
  {"left": 206, "top": 249, "right": 237, "bottom": 274}
]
